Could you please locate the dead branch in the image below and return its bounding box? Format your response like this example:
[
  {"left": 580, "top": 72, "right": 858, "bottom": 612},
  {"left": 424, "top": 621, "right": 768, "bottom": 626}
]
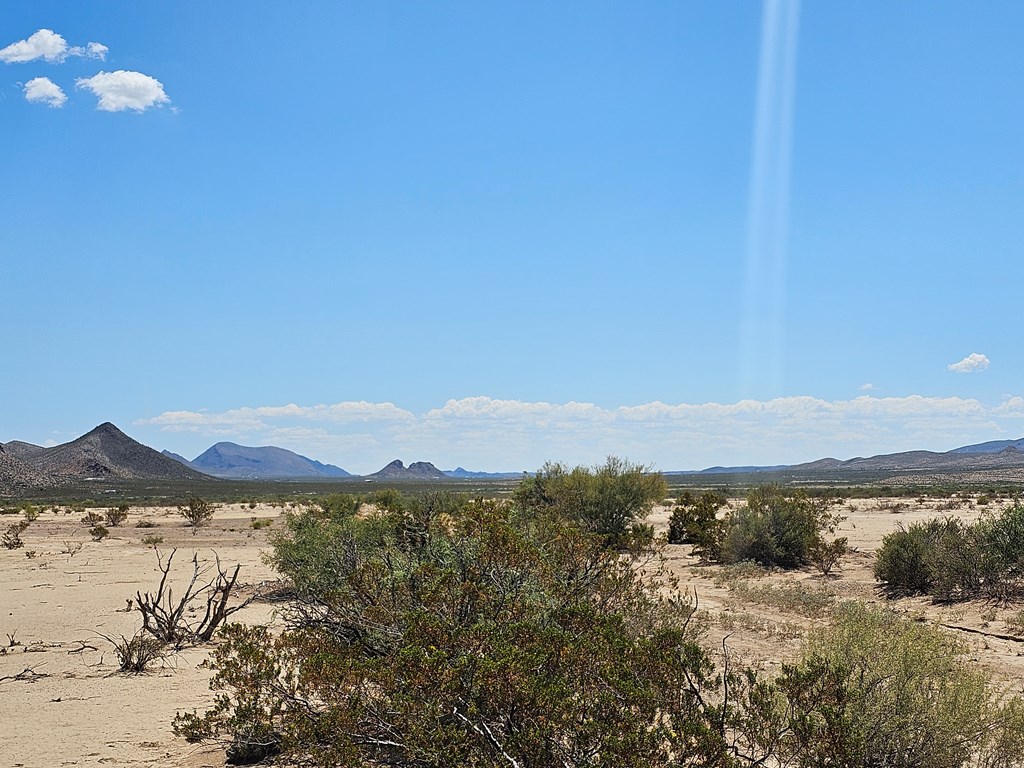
[{"left": 134, "top": 548, "right": 254, "bottom": 648}]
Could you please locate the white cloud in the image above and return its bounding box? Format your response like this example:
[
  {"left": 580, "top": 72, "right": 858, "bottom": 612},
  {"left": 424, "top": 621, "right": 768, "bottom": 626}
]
[
  {"left": 76, "top": 70, "right": 169, "bottom": 112},
  {"left": 948, "top": 353, "right": 990, "bottom": 374},
  {"left": 23, "top": 77, "right": 66, "bottom": 108},
  {"left": 137, "top": 393, "right": 1024, "bottom": 475},
  {"left": 859, "top": 383, "right": 875, "bottom": 391},
  {"left": 69, "top": 42, "right": 108, "bottom": 61},
  {"left": 0, "top": 29, "right": 107, "bottom": 64},
  {"left": 1, "top": 29, "right": 69, "bottom": 63}
]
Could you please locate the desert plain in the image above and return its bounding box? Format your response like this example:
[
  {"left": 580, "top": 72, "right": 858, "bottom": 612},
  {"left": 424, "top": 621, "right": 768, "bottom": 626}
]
[{"left": 2, "top": 496, "right": 1023, "bottom": 767}]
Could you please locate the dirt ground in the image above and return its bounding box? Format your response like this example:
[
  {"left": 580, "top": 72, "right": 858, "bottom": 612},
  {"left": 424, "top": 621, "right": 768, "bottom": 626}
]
[{"left": 2, "top": 496, "right": 1023, "bottom": 767}]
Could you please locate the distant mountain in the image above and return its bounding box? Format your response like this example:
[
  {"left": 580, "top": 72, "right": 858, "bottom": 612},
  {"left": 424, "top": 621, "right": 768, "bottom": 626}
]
[
  {"left": 184, "top": 442, "right": 353, "bottom": 479},
  {"left": 10, "top": 423, "right": 213, "bottom": 485},
  {"left": 161, "top": 449, "right": 195, "bottom": 467},
  {"left": 948, "top": 438, "right": 1024, "bottom": 455},
  {"left": 368, "top": 459, "right": 448, "bottom": 481},
  {"left": 444, "top": 467, "right": 525, "bottom": 479}
]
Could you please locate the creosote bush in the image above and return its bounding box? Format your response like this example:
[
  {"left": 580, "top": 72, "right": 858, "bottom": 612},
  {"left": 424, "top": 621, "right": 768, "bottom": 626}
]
[
  {"left": 775, "top": 602, "right": 1024, "bottom": 767},
  {"left": 105, "top": 504, "right": 130, "bottom": 527},
  {"left": 513, "top": 455, "right": 666, "bottom": 546},
  {"left": 3, "top": 520, "right": 29, "bottom": 550},
  {"left": 874, "top": 502, "right": 1024, "bottom": 601},
  {"left": 180, "top": 498, "right": 216, "bottom": 534},
  {"left": 667, "top": 490, "right": 727, "bottom": 557}
]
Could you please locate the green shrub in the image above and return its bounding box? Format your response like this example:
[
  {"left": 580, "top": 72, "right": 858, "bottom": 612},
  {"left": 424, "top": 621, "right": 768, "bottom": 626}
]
[
  {"left": 720, "top": 486, "right": 843, "bottom": 569},
  {"left": 179, "top": 498, "right": 215, "bottom": 533},
  {"left": 513, "top": 456, "right": 666, "bottom": 546},
  {"left": 667, "top": 491, "right": 727, "bottom": 558},
  {"left": 250, "top": 517, "right": 272, "bottom": 530},
  {"left": 775, "top": 602, "right": 1024, "bottom": 767},
  {"left": 21, "top": 505, "right": 40, "bottom": 523},
  {"left": 105, "top": 504, "right": 130, "bottom": 527},
  {"left": 2, "top": 521, "right": 29, "bottom": 550},
  {"left": 89, "top": 524, "right": 109, "bottom": 541},
  {"left": 177, "top": 496, "right": 738, "bottom": 766},
  {"left": 874, "top": 504, "right": 1024, "bottom": 601}
]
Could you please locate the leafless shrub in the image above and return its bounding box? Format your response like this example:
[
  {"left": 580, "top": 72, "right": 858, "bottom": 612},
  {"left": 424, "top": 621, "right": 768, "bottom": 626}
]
[
  {"left": 135, "top": 548, "right": 252, "bottom": 648},
  {"left": 62, "top": 540, "right": 83, "bottom": 558}
]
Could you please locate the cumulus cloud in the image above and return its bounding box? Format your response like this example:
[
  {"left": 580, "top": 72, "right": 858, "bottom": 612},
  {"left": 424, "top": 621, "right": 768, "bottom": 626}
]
[
  {"left": 859, "top": 383, "right": 875, "bottom": 391},
  {"left": 76, "top": 70, "right": 169, "bottom": 112},
  {"left": 23, "top": 77, "right": 66, "bottom": 107},
  {"left": 138, "top": 394, "right": 1024, "bottom": 475},
  {"left": 948, "top": 353, "right": 990, "bottom": 374},
  {"left": 0, "top": 29, "right": 107, "bottom": 64}
]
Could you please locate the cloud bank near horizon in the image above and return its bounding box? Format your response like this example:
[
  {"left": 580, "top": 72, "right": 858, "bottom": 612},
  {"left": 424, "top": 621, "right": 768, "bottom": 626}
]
[{"left": 137, "top": 394, "right": 1024, "bottom": 475}]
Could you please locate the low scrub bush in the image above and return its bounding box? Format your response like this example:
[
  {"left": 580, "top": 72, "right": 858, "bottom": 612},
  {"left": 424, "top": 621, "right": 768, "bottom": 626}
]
[
  {"left": 513, "top": 455, "right": 666, "bottom": 546},
  {"left": 775, "top": 602, "right": 1024, "bottom": 766},
  {"left": 875, "top": 503, "right": 1024, "bottom": 601},
  {"left": 105, "top": 504, "right": 130, "bottom": 527},
  {"left": 2, "top": 521, "right": 29, "bottom": 550},
  {"left": 103, "top": 630, "right": 164, "bottom": 674},
  {"left": 179, "top": 498, "right": 215, "bottom": 533},
  {"left": 89, "top": 524, "right": 109, "bottom": 541},
  {"left": 667, "top": 490, "right": 727, "bottom": 558},
  {"left": 716, "top": 486, "right": 845, "bottom": 570}
]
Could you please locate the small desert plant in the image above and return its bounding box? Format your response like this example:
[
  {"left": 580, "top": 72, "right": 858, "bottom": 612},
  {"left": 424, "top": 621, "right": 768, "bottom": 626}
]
[
  {"left": 2, "top": 521, "right": 29, "bottom": 550},
  {"left": 24, "top": 550, "right": 38, "bottom": 559},
  {"left": 135, "top": 519, "right": 157, "bottom": 528},
  {"left": 179, "top": 497, "right": 215, "bottom": 534},
  {"left": 21, "top": 505, "right": 40, "bottom": 523},
  {"left": 62, "top": 540, "right": 83, "bottom": 557},
  {"left": 89, "top": 524, "right": 109, "bottom": 541},
  {"left": 809, "top": 535, "right": 848, "bottom": 577},
  {"left": 141, "top": 534, "right": 164, "bottom": 547},
  {"left": 102, "top": 630, "right": 165, "bottom": 674},
  {"left": 81, "top": 510, "right": 103, "bottom": 525},
  {"left": 105, "top": 504, "right": 130, "bottom": 527},
  {"left": 251, "top": 517, "right": 272, "bottom": 530}
]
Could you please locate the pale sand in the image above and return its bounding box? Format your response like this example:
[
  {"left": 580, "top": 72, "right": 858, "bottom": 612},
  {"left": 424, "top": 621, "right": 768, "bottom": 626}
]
[{"left": 2, "top": 497, "right": 1022, "bottom": 767}]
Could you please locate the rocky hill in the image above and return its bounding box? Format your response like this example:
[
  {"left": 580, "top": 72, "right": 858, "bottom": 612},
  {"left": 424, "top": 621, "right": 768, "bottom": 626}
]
[
  {"left": 0, "top": 444, "right": 54, "bottom": 493},
  {"left": 176, "top": 442, "right": 352, "bottom": 479},
  {"left": 368, "top": 459, "right": 448, "bottom": 481},
  {"left": 3, "top": 423, "right": 213, "bottom": 488}
]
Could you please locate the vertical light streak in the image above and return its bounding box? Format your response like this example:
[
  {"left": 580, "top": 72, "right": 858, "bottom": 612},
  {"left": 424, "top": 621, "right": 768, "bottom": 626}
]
[{"left": 739, "top": 0, "right": 801, "bottom": 396}]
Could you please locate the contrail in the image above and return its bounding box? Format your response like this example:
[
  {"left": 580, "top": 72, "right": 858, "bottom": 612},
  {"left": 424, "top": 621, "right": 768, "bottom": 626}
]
[{"left": 739, "top": 0, "right": 801, "bottom": 397}]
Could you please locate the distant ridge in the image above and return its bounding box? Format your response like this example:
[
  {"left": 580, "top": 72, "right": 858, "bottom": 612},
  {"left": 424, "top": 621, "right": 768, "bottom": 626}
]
[
  {"left": 949, "top": 438, "right": 1024, "bottom": 455},
  {"left": 181, "top": 442, "right": 353, "bottom": 480},
  {"left": 444, "top": 467, "right": 525, "bottom": 480},
  {"left": 368, "top": 459, "right": 448, "bottom": 481}
]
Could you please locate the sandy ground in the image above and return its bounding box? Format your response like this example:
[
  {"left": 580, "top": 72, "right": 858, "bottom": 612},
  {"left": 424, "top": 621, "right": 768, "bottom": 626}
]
[
  {"left": 2, "top": 496, "right": 1023, "bottom": 767},
  {"left": 0, "top": 504, "right": 281, "bottom": 768}
]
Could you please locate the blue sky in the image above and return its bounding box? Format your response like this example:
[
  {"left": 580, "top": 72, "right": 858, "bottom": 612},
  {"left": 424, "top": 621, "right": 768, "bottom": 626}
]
[{"left": 4, "top": 2, "right": 1023, "bottom": 473}]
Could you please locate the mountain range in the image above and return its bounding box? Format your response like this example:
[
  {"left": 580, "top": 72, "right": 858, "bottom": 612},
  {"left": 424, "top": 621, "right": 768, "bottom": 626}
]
[{"left": 4, "top": 422, "right": 1024, "bottom": 495}]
